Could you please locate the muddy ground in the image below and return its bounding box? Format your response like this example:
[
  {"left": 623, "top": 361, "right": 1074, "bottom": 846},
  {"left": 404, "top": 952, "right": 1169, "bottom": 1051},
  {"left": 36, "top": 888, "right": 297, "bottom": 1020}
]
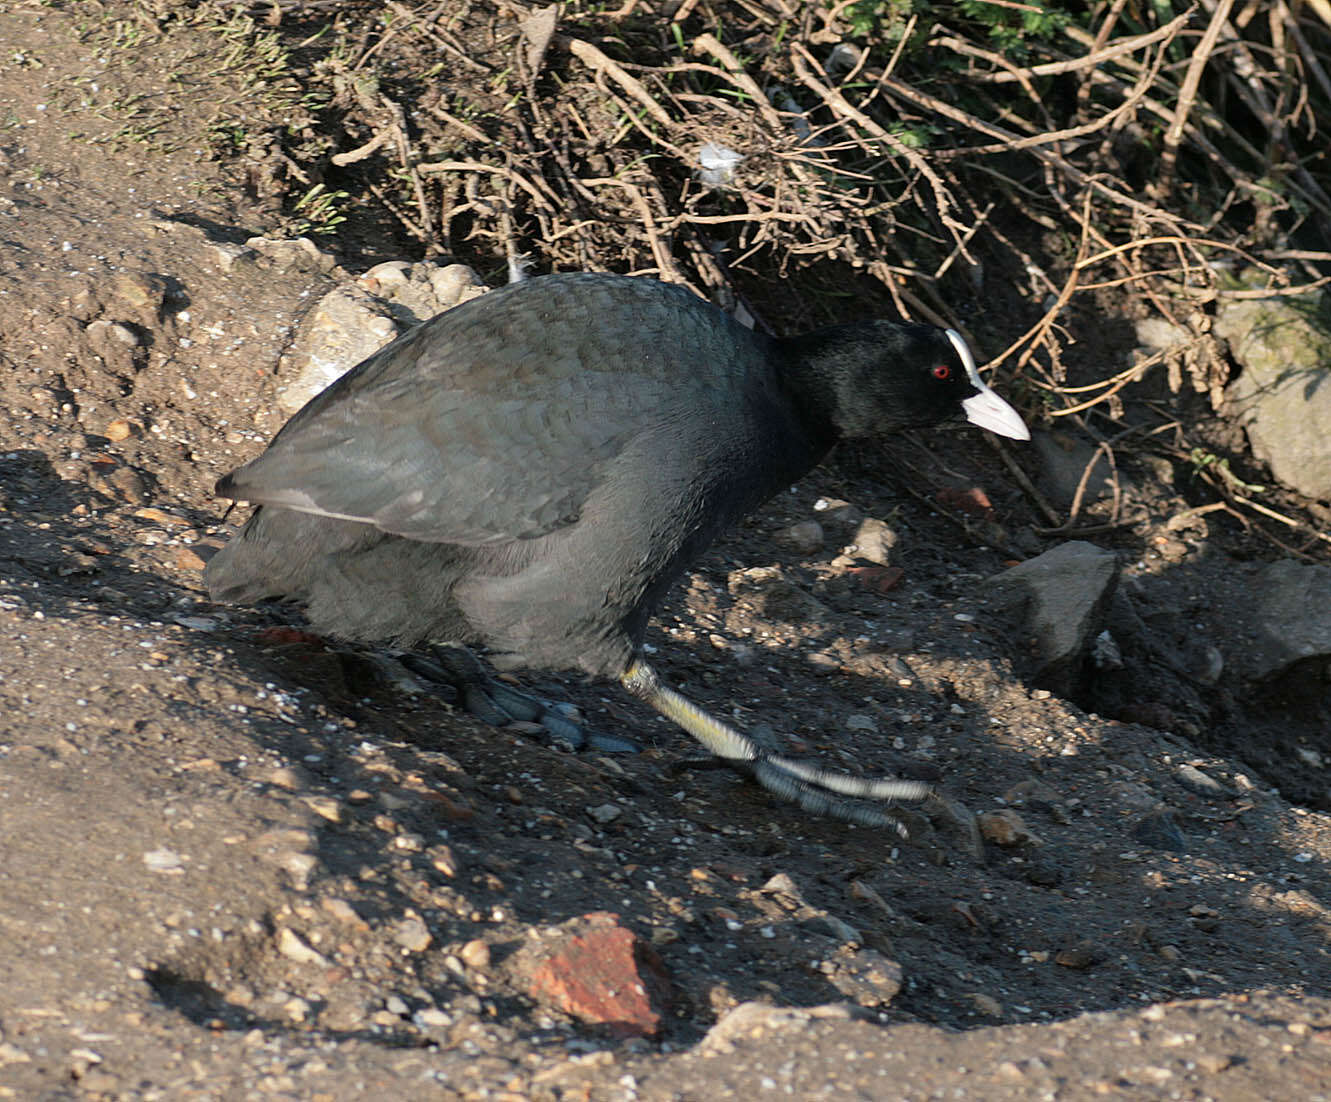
[{"left": 2, "top": 3, "right": 1331, "bottom": 1099}]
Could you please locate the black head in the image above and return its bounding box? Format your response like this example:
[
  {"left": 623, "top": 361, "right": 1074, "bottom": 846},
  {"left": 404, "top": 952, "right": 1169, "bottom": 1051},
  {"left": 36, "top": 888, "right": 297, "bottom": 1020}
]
[{"left": 780, "top": 321, "right": 1029, "bottom": 441}]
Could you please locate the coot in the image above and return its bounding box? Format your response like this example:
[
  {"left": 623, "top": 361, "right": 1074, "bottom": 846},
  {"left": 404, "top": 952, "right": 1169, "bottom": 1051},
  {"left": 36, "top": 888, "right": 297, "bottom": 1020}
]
[{"left": 207, "top": 273, "right": 1028, "bottom": 826}]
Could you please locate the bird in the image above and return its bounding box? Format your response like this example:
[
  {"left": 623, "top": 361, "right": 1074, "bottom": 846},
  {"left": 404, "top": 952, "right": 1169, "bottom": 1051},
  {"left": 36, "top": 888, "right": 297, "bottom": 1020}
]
[{"left": 205, "top": 272, "right": 1029, "bottom": 828}]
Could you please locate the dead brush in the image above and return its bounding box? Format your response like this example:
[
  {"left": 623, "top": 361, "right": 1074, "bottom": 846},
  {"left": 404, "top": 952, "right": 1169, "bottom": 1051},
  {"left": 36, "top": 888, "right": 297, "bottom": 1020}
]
[{"left": 220, "top": 0, "right": 1331, "bottom": 555}]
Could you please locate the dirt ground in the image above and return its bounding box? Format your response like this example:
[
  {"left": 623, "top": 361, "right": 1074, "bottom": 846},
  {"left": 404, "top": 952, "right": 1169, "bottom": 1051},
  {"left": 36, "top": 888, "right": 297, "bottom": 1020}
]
[{"left": 2, "top": 3, "right": 1331, "bottom": 1099}]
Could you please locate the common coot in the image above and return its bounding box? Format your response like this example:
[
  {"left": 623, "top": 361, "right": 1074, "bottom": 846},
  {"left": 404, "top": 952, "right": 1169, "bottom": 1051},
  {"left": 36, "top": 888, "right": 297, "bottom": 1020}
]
[{"left": 207, "top": 273, "right": 1029, "bottom": 827}]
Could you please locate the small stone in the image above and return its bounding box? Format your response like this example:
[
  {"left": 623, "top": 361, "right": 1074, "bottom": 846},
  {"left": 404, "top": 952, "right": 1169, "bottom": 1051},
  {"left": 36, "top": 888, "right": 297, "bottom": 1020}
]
[
  {"left": 133, "top": 506, "right": 188, "bottom": 526},
  {"left": 266, "top": 766, "right": 304, "bottom": 791},
  {"left": 1194, "top": 1052, "right": 1233, "bottom": 1074},
  {"left": 277, "top": 928, "right": 328, "bottom": 966},
  {"left": 105, "top": 419, "right": 136, "bottom": 441},
  {"left": 776, "top": 520, "right": 824, "bottom": 555},
  {"left": 0, "top": 1042, "right": 32, "bottom": 1065},
  {"left": 1002, "top": 778, "right": 1060, "bottom": 805},
  {"left": 394, "top": 915, "right": 432, "bottom": 952},
  {"left": 174, "top": 546, "right": 210, "bottom": 572},
  {"left": 800, "top": 914, "right": 862, "bottom": 944},
  {"left": 760, "top": 872, "right": 806, "bottom": 905},
  {"left": 587, "top": 802, "right": 622, "bottom": 825},
  {"left": 281, "top": 852, "right": 318, "bottom": 891},
  {"left": 805, "top": 652, "right": 841, "bottom": 674},
  {"left": 107, "top": 465, "right": 148, "bottom": 504},
  {"left": 459, "top": 939, "right": 491, "bottom": 970},
  {"left": 845, "top": 713, "right": 878, "bottom": 733},
  {"left": 849, "top": 518, "right": 897, "bottom": 565},
  {"left": 224, "top": 984, "right": 255, "bottom": 1007},
  {"left": 303, "top": 796, "right": 342, "bottom": 822},
  {"left": 391, "top": 831, "right": 426, "bottom": 852},
  {"left": 700, "top": 1003, "right": 853, "bottom": 1055},
  {"left": 143, "top": 848, "right": 185, "bottom": 873},
  {"left": 1174, "top": 763, "right": 1228, "bottom": 797},
  {"left": 1054, "top": 941, "right": 1099, "bottom": 969},
  {"left": 977, "top": 809, "right": 1041, "bottom": 847},
  {"left": 967, "top": 992, "right": 1003, "bottom": 1017},
  {"left": 817, "top": 947, "right": 902, "bottom": 1007},
  {"left": 428, "top": 844, "right": 459, "bottom": 877},
  {"left": 321, "top": 898, "right": 366, "bottom": 928},
  {"left": 1133, "top": 809, "right": 1187, "bottom": 853}
]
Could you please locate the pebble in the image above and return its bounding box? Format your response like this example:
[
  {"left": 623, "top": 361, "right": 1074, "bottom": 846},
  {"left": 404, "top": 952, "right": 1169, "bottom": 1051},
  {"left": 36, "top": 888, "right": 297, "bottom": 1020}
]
[
  {"left": 142, "top": 848, "right": 185, "bottom": 873},
  {"left": 977, "top": 809, "right": 1041, "bottom": 847},
  {"left": 967, "top": 992, "right": 1003, "bottom": 1017},
  {"left": 587, "top": 802, "right": 622, "bottom": 825},
  {"left": 174, "top": 546, "right": 210, "bottom": 572},
  {"left": 133, "top": 506, "right": 187, "bottom": 526},
  {"left": 276, "top": 928, "right": 328, "bottom": 966},
  {"left": 0, "top": 1043, "right": 32, "bottom": 1066},
  {"left": 321, "top": 897, "right": 366, "bottom": 928},
  {"left": 1133, "top": 809, "right": 1187, "bottom": 853},
  {"left": 1174, "top": 763, "right": 1228, "bottom": 797},
  {"left": 775, "top": 520, "right": 824, "bottom": 555},
  {"left": 265, "top": 765, "right": 305, "bottom": 791},
  {"left": 107, "top": 465, "right": 148, "bottom": 504},
  {"left": 816, "top": 947, "right": 902, "bottom": 1007},
  {"left": 394, "top": 915, "right": 433, "bottom": 952},
  {"left": 281, "top": 852, "right": 318, "bottom": 891},
  {"left": 460, "top": 939, "right": 491, "bottom": 970},
  {"left": 849, "top": 517, "right": 896, "bottom": 565},
  {"left": 428, "top": 844, "right": 459, "bottom": 877},
  {"left": 1054, "top": 941, "right": 1098, "bottom": 969},
  {"left": 303, "top": 795, "right": 342, "bottom": 822},
  {"left": 800, "top": 914, "right": 862, "bottom": 944},
  {"left": 845, "top": 713, "right": 878, "bottom": 733}
]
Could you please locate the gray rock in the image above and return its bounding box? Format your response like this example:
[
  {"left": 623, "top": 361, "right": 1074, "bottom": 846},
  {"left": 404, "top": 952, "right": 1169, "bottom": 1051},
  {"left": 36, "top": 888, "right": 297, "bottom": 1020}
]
[
  {"left": 1132, "top": 809, "right": 1187, "bottom": 853},
  {"left": 989, "top": 542, "right": 1119, "bottom": 695},
  {"left": 1135, "top": 316, "right": 1191, "bottom": 352},
  {"left": 775, "top": 519, "right": 825, "bottom": 555},
  {"left": 275, "top": 262, "right": 490, "bottom": 415},
  {"left": 1218, "top": 290, "right": 1331, "bottom": 500},
  {"left": 1030, "top": 431, "right": 1123, "bottom": 510},
  {"left": 1243, "top": 559, "right": 1331, "bottom": 679}
]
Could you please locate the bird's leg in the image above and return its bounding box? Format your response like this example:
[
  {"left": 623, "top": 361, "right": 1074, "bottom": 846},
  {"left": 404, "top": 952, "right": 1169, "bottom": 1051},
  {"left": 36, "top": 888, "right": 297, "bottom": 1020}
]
[
  {"left": 619, "top": 659, "right": 931, "bottom": 830},
  {"left": 398, "top": 645, "right": 639, "bottom": 753}
]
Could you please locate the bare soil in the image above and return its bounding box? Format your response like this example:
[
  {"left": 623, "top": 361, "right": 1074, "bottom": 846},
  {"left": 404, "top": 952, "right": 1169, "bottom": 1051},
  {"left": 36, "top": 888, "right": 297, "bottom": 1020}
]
[{"left": 2, "top": 4, "right": 1330, "bottom": 1099}]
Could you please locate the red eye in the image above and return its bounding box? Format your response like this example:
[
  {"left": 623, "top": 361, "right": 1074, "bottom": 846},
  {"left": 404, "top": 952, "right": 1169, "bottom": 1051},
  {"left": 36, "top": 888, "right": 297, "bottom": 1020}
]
[{"left": 932, "top": 364, "right": 951, "bottom": 380}]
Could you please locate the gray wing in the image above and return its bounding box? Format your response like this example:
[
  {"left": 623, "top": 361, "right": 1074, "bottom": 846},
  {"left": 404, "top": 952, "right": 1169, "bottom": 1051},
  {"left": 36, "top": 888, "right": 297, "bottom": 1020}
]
[{"left": 216, "top": 275, "right": 760, "bottom": 546}]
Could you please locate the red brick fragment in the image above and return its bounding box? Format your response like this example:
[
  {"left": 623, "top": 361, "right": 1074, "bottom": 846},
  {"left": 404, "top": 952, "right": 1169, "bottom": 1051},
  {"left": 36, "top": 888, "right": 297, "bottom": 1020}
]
[
  {"left": 847, "top": 564, "right": 905, "bottom": 594},
  {"left": 525, "top": 912, "right": 671, "bottom": 1038}
]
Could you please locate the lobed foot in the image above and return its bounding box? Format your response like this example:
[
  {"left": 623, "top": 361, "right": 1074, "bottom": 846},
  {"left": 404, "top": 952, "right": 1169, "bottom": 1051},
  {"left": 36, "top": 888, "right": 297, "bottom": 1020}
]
[
  {"left": 399, "top": 645, "right": 640, "bottom": 754},
  {"left": 620, "top": 658, "right": 931, "bottom": 832}
]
